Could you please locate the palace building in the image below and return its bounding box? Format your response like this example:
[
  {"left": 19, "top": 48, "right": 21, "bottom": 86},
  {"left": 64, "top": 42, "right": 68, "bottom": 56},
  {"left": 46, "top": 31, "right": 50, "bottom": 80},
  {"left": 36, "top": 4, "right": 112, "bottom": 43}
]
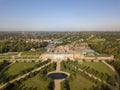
[{"left": 41, "top": 44, "right": 114, "bottom": 61}]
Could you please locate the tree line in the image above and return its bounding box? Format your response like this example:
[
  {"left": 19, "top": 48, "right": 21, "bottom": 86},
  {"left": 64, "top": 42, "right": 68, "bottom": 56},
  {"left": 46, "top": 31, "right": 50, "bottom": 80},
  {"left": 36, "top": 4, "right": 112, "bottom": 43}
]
[{"left": 0, "top": 40, "right": 48, "bottom": 53}]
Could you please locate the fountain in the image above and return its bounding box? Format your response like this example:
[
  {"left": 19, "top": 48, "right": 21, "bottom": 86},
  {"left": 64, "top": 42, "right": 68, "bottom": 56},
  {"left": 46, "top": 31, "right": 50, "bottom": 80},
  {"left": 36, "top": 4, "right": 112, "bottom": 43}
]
[{"left": 47, "top": 72, "right": 68, "bottom": 79}]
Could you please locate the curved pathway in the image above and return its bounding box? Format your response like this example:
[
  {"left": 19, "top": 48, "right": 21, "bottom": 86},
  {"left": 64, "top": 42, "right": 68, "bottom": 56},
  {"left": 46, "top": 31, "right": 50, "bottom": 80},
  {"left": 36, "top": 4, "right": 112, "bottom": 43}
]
[{"left": 102, "top": 61, "right": 120, "bottom": 88}]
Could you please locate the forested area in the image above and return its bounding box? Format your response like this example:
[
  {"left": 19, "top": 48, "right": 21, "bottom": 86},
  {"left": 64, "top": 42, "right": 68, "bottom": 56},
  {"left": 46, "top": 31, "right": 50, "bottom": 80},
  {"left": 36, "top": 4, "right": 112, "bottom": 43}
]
[
  {"left": 0, "top": 41, "right": 48, "bottom": 53},
  {"left": 88, "top": 32, "right": 120, "bottom": 75},
  {"left": 0, "top": 31, "right": 90, "bottom": 53}
]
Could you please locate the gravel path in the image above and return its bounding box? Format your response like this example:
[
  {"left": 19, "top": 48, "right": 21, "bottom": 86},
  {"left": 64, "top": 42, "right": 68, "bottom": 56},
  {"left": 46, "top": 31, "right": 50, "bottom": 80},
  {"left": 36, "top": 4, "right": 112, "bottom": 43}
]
[{"left": 54, "top": 60, "right": 61, "bottom": 90}]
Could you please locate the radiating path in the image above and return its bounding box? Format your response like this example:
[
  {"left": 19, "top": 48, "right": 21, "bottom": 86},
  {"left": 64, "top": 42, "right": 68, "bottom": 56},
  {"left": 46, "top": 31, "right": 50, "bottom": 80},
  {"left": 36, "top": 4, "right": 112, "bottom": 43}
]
[
  {"left": 72, "top": 64, "right": 115, "bottom": 90},
  {"left": 0, "top": 61, "right": 52, "bottom": 90}
]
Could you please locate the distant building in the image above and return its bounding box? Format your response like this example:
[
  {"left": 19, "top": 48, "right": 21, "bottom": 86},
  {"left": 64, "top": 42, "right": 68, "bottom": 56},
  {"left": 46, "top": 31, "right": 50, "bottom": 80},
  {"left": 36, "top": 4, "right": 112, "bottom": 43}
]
[
  {"left": 30, "top": 48, "right": 36, "bottom": 51},
  {"left": 26, "top": 39, "right": 52, "bottom": 43}
]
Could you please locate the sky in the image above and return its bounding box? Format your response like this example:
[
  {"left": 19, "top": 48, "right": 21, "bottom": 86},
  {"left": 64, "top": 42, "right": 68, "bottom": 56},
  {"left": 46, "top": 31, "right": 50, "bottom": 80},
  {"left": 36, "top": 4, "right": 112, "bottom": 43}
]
[{"left": 0, "top": 0, "right": 120, "bottom": 31}]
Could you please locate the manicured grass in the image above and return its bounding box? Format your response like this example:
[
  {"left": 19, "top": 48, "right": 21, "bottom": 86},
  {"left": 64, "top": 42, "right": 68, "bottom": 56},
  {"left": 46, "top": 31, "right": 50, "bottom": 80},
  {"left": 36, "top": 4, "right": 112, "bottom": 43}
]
[
  {"left": 0, "top": 55, "right": 11, "bottom": 59},
  {"left": 5, "top": 62, "right": 38, "bottom": 76},
  {"left": 61, "top": 61, "right": 97, "bottom": 90},
  {"left": 16, "top": 56, "right": 39, "bottom": 59},
  {"left": 0, "top": 52, "right": 19, "bottom": 59},
  {"left": 22, "top": 48, "right": 46, "bottom": 56},
  {"left": 6, "top": 52, "right": 19, "bottom": 55},
  {"left": 22, "top": 51, "right": 39, "bottom": 55},
  {"left": 80, "top": 62, "right": 114, "bottom": 75},
  {"left": 69, "top": 74, "right": 96, "bottom": 90},
  {"left": 12, "top": 74, "right": 51, "bottom": 90}
]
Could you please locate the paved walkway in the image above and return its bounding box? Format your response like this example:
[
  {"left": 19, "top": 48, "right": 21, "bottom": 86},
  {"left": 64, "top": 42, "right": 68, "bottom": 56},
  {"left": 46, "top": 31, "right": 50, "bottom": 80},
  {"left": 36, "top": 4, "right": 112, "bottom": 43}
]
[
  {"left": 56, "top": 60, "right": 60, "bottom": 71},
  {"left": 53, "top": 60, "right": 69, "bottom": 90},
  {"left": 17, "top": 52, "right": 22, "bottom": 57},
  {"left": 52, "top": 60, "right": 70, "bottom": 90},
  {"left": 54, "top": 60, "right": 61, "bottom": 90},
  {"left": 54, "top": 79, "right": 61, "bottom": 90},
  {"left": 0, "top": 61, "right": 52, "bottom": 90}
]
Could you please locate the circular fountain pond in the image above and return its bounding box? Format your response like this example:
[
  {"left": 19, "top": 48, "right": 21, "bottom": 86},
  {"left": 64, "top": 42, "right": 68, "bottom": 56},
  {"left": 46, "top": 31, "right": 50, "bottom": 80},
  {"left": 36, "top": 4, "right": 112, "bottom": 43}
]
[{"left": 47, "top": 72, "right": 68, "bottom": 80}]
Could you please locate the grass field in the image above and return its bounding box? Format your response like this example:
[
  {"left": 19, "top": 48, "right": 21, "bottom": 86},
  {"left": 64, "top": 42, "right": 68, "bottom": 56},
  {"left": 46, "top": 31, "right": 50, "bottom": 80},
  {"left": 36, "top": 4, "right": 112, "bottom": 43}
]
[
  {"left": 61, "top": 61, "right": 97, "bottom": 90},
  {"left": 0, "top": 62, "right": 40, "bottom": 83},
  {"left": 22, "top": 48, "right": 46, "bottom": 56},
  {"left": 0, "top": 49, "right": 46, "bottom": 59},
  {"left": 0, "top": 55, "right": 12, "bottom": 59},
  {"left": 80, "top": 62, "right": 114, "bottom": 75},
  {"left": 5, "top": 62, "right": 38, "bottom": 76},
  {"left": 16, "top": 49, "right": 46, "bottom": 59},
  {"left": 69, "top": 74, "right": 96, "bottom": 90},
  {"left": 6, "top": 52, "right": 19, "bottom": 55},
  {"left": 11, "top": 74, "right": 51, "bottom": 90},
  {"left": 15, "top": 56, "right": 39, "bottom": 59},
  {"left": 0, "top": 52, "right": 19, "bottom": 59}
]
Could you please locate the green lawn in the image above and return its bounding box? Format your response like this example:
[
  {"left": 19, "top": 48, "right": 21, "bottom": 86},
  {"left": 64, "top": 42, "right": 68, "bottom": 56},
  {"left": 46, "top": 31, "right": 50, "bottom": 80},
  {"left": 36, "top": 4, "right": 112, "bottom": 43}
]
[
  {"left": 61, "top": 61, "right": 115, "bottom": 89},
  {"left": 18, "top": 49, "right": 46, "bottom": 59},
  {"left": 0, "top": 52, "right": 19, "bottom": 59},
  {"left": 16, "top": 56, "right": 39, "bottom": 59},
  {"left": 5, "top": 62, "right": 38, "bottom": 77},
  {"left": 11, "top": 74, "right": 51, "bottom": 90},
  {"left": 0, "top": 55, "right": 11, "bottom": 59},
  {"left": 80, "top": 62, "right": 114, "bottom": 75},
  {"left": 61, "top": 61, "right": 97, "bottom": 90},
  {"left": 22, "top": 48, "right": 46, "bottom": 56},
  {"left": 0, "top": 62, "right": 39, "bottom": 83},
  {"left": 69, "top": 74, "right": 96, "bottom": 90},
  {"left": 6, "top": 52, "right": 19, "bottom": 55}
]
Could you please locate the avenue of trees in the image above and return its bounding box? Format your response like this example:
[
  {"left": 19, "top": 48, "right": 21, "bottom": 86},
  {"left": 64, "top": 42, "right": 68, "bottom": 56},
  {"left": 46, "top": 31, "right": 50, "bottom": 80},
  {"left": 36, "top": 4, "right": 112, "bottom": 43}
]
[
  {"left": 73, "top": 61, "right": 116, "bottom": 85},
  {"left": 5, "top": 61, "right": 56, "bottom": 90},
  {"left": 0, "top": 60, "right": 51, "bottom": 84},
  {"left": 0, "top": 60, "right": 11, "bottom": 72},
  {"left": 61, "top": 60, "right": 111, "bottom": 90}
]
